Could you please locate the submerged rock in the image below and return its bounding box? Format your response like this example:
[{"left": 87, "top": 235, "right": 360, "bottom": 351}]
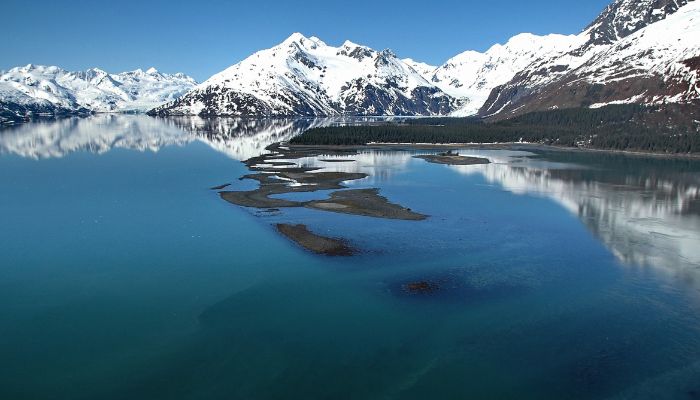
[
  {"left": 390, "top": 267, "right": 528, "bottom": 303},
  {"left": 403, "top": 281, "right": 440, "bottom": 294}
]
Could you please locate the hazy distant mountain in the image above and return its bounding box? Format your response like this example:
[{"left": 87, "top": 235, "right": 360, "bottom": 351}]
[{"left": 0, "top": 65, "right": 196, "bottom": 123}]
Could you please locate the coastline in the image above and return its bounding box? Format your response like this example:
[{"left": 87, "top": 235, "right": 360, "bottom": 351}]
[
  {"left": 287, "top": 142, "right": 700, "bottom": 160},
  {"left": 5, "top": 113, "right": 697, "bottom": 160}
]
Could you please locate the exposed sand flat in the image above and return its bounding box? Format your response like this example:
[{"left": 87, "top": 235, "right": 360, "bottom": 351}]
[
  {"left": 217, "top": 141, "right": 429, "bottom": 256},
  {"left": 275, "top": 223, "right": 354, "bottom": 256},
  {"left": 307, "top": 189, "right": 427, "bottom": 220},
  {"left": 220, "top": 190, "right": 300, "bottom": 208},
  {"left": 311, "top": 203, "right": 349, "bottom": 210},
  {"left": 414, "top": 153, "right": 490, "bottom": 166},
  {"left": 219, "top": 171, "right": 368, "bottom": 209},
  {"left": 219, "top": 142, "right": 426, "bottom": 221},
  {"left": 210, "top": 183, "right": 231, "bottom": 190}
]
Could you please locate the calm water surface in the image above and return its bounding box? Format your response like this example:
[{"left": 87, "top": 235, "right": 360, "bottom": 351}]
[{"left": 1, "top": 115, "right": 700, "bottom": 399}]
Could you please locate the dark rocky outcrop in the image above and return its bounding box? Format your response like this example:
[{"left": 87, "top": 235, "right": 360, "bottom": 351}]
[{"left": 0, "top": 100, "right": 91, "bottom": 124}]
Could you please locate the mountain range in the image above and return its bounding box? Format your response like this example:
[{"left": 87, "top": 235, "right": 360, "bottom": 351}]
[
  {"left": 150, "top": 34, "right": 459, "bottom": 117},
  {"left": 0, "top": 66, "right": 196, "bottom": 123},
  {"left": 480, "top": 0, "right": 700, "bottom": 118},
  {"left": 2, "top": 0, "right": 698, "bottom": 124}
]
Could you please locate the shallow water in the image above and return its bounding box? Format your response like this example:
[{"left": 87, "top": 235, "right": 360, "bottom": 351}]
[{"left": 1, "top": 115, "right": 700, "bottom": 399}]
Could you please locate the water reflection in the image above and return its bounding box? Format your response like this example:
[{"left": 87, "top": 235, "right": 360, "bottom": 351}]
[
  {"left": 449, "top": 149, "right": 700, "bottom": 287},
  {"left": 2, "top": 116, "right": 699, "bottom": 287},
  {"left": 0, "top": 114, "right": 391, "bottom": 160},
  {"left": 293, "top": 150, "right": 415, "bottom": 184},
  {"left": 245, "top": 142, "right": 700, "bottom": 282},
  {"left": 0, "top": 115, "right": 191, "bottom": 159}
]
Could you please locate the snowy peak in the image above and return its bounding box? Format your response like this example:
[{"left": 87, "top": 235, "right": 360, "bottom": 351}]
[
  {"left": 6, "top": 0, "right": 698, "bottom": 123},
  {"left": 402, "top": 59, "right": 437, "bottom": 77},
  {"left": 583, "top": 0, "right": 690, "bottom": 47},
  {"left": 478, "top": 0, "right": 700, "bottom": 118},
  {"left": 426, "top": 32, "right": 580, "bottom": 116},
  {"left": 0, "top": 65, "right": 197, "bottom": 123},
  {"left": 419, "top": 0, "right": 698, "bottom": 117},
  {"left": 282, "top": 32, "right": 311, "bottom": 45},
  {"left": 151, "top": 35, "right": 459, "bottom": 117}
]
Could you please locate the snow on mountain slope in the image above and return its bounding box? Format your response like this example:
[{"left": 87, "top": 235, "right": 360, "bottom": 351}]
[
  {"left": 480, "top": 0, "right": 699, "bottom": 118},
  {"left": 151, "top": 0, "right": 698, "bottom": 119},
  {"left": 5, "top": 0, "right": 697, "bottom": 123},
  {"left": 583, "top": 0, "right": 690, "bottom": 48},
  {"left": 150, "top": 33, "right": 459, "bottom": 117},
  {"left": 425, "top": 33, "right": 583, "bottom": 116},
  {"left": 401, "top": 58, "right": 437, "bottom": 78},
  {"left": 0, "top": 65, "right": 196, "bottom": 123},
  {"left": 583, "top": 0, "right": 700, "bottom": 103}
]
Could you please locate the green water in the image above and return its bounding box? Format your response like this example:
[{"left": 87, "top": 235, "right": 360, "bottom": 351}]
[{"left": 1, "top": 115, "right": 700, "bottom": 399}]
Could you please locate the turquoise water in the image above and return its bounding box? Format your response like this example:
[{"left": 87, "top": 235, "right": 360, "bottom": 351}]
[{"left": 1, "top": 115, "right": 700, "bottom": 399}]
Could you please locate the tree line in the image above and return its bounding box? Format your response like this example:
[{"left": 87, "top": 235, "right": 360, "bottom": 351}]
[{"left": 290, "top": 104, "right": 700, "bottom": 154}]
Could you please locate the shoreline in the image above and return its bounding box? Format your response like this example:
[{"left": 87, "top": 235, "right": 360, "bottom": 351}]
[{"left": 288, "top": 142, "right": 700, "bottom": 160}]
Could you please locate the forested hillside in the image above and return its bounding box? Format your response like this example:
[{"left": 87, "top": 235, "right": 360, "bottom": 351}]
[{"left": 290, "top": 104, "right": 700, "bottom": 154}]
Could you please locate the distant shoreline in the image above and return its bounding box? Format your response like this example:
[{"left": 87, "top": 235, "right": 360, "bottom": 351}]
[{"left": 287, "top": 142, "right": 700, "bottom": 161}]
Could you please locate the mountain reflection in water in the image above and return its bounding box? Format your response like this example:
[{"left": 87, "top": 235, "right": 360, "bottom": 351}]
[
  {"left": 0, "top": 114, "right": 392, "bottom": 160},
  {"left": 1, "top": 115, "right": 699, "bottom": 290},
  {"left": 449, "top": 149, "right": 700, "bottom": 289}
]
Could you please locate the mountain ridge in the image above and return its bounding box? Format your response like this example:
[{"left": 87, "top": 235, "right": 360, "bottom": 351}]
[
  {"left": 3, "top": 0, "right": 699, "bottom": 124},
  {"left": 148, "top": 33, "right": 459, "bottom": 117},
  {"left": 153, "top": 0, "right": 698, "bottom": 119},
  {"left": 479, "top": 0, "right": 699, "bottom": 118},
  {"left": 0, "top": 65, "right": 197, "bottom": 123}
]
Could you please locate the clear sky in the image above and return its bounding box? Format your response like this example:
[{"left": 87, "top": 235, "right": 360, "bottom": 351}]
[{"left": 2, "top": 0, "right": 612, "bottom": 82}]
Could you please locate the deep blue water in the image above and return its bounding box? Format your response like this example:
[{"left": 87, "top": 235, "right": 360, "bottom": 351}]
[{"left": 1, "top": 115, "right": 700, "bottom": 399}]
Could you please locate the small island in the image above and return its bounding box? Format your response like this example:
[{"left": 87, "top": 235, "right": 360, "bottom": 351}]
[
  {"left": 275, "top": 224, "right": 354, "bottom": 256},
  {"left": 414, "top": 150, "right": 490, "bottom": 166},
  {"left": 218, "top": 143, "right": 427, "bottom": 221},
  {"left": 307, "top": 188, "right": 426, "bottom": 220},
  {"left": 216, "top": 142, "right": 428, "bottom": 255}
]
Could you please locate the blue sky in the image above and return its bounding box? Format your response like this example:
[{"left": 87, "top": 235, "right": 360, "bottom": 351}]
[{"left": 3, "top": 0, "right": 611, "bottom": 81}]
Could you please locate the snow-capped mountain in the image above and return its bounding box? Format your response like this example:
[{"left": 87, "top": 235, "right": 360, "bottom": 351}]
[
  {"left": 155, "top": 0, "right": 697, "bottom": 120},
  {"left": 401, "top": 59, "right": 437, "bottom": 79},
  {"left": 479, "top": 0, "right": 700, "bottom": 118},
  {"left": 582, "top": 0, "right": 690, "bottom": 49},
  {"left": 4, "top": 0, "right": 698, "bottom": 123},
  {"left": 0, "top": 65, "right": 196, "bottom": 123},
  {"left": 416, "top": 33, "right": 582, "bottom": 116},
  {"left": 149, "top": 33, "right": 459, "bottom": 117}
]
